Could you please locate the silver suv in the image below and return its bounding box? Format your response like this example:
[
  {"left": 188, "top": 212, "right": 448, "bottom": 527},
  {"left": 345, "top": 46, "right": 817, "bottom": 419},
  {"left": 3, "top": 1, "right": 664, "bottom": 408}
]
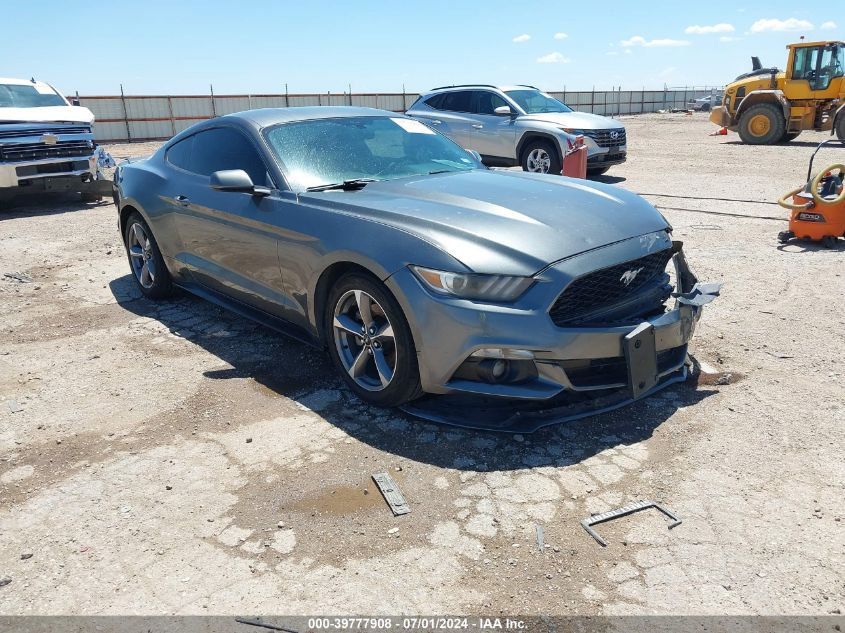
[{"left": 406, "top": 85, "right": 626, "bottom": 176}]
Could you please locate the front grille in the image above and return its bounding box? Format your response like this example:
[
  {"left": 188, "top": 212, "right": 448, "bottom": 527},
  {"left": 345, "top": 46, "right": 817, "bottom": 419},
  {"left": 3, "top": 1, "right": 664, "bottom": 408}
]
[
  {"left": 561, "top": 346, "right": 687, "bottom": 390},
  {"left": 583, "top": 128, "right": 626, "bottom": 148},
  {"left": 0, "top": 126, "right": 91, "bottom": 139},
  {"left": 0, "top": 140, "right": 93, "bottom": 162},
  {"left": 550, "top": 248, "right": 674, "bottom": 327}
]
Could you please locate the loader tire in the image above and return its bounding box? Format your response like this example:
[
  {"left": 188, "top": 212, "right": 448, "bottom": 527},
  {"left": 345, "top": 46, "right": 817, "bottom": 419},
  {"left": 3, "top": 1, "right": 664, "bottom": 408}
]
[
  {"left": 780, "top": 132, "right": 801, "bottom": 143},
  {"left": 738, "top": 103, "right": 785, "bottom": 145},
  {"left": 836, "top": 115, "right": 845, "bottom": 143}
]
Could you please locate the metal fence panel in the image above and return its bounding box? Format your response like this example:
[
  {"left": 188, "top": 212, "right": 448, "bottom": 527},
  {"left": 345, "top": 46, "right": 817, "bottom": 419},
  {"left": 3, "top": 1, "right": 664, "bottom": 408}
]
[{"left": 79, "top": 86, "right": 721, "bottom": 141}]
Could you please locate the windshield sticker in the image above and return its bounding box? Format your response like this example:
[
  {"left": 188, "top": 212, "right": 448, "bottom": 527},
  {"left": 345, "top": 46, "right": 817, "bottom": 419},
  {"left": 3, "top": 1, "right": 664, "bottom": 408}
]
[{"left": 390, "top": 117, "right": 436, "bottom": 135}]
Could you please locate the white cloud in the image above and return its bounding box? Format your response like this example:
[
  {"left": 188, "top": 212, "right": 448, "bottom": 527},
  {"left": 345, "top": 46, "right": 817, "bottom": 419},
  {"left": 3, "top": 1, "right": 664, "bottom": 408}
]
[
  {"left": 750, "top": 18, "right": 813, "bottom": 33},
  {"left": 553, "top": 32, "right": 568, "bottom": 40},
  {"left": 821, "top": 21, "right": 837, "bottom": 30},
  {"left": 685, "top": 23, "right": 735, "bottom": 34},
  {"left": 720, "top": 36, "right": 743, "bottom": 42},
  {"left": 621, "top": 35, "right": 691, "bottom": 48},
  {"left": 536, "top": 52, "right": 571, "bottom": 64},
  {"left": 512, "top": 34, "right": 531, "bottom": 43}
]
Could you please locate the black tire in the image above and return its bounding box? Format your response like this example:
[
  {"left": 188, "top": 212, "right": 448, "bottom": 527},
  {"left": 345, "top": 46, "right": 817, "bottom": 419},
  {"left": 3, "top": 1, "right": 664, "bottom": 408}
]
[
  {"left": 81, "top": 192, "right": 102, "bottom": 203},
  {"left": 701, "top": 103, "right": 711, "bottom": 112},
  {"left": 822, "top": 236, "right": 838, "bottom": 249},
  {"left": 123, "top": 211, "right": 173, "bottom": 299},
  {"left": 836, "top": 115, "right": 845, "bottom": 143},
  {"left": 587, "top": 166, "right": 611, "bottom": 177},
  {"left": 520, "top": 139, "right": 561, "bottom": 175},
  {"left": 738, "top": 103, "right": 786, "bottom": 145},
  {"left": 780, "top": 131, "right": 800, "bottom": 143},
  {"left": 325, "top": 273, "right": 423, "bottom": 407}
]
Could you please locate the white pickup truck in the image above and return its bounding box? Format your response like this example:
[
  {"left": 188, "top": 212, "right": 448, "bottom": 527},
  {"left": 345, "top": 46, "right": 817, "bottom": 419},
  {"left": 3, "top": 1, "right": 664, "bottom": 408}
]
[{"left": 0, "top": 77, "right": 111, "bottom": 203}]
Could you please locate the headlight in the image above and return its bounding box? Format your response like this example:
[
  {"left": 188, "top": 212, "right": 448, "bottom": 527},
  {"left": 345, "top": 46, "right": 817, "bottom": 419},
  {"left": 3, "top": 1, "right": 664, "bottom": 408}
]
[{"left": 410, "top": 266, "right": 534, "bottom": 302}]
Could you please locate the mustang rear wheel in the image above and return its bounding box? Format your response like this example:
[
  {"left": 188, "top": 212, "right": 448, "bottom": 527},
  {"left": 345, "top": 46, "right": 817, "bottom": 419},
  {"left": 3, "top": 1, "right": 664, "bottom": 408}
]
[
  {"left": 123, "top": 211, "right": 173, "bottom": 299},
  {"left": 326, "top": 273, "right": 422, "bottom": 406}
]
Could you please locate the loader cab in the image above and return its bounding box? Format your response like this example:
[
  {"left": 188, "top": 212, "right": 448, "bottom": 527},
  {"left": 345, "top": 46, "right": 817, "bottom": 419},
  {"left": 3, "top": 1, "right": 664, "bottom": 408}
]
[{"left": 786, "top": 41, "right": 845, "bottom": 98}]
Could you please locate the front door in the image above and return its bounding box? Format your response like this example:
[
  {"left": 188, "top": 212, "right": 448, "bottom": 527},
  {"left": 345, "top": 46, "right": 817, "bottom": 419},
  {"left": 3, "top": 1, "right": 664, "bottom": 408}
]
[
  {"left": 167, "top": 126, "right": 296, "bottom": 319},
  {"left": 468, "top": 90, "right": 518, "bottom": 161}
]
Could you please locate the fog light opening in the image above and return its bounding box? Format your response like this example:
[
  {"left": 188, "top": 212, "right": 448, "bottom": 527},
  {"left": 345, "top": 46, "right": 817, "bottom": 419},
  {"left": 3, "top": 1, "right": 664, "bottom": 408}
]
[{"left": 491, "top": 359, "right": 508, "bottom": 380}]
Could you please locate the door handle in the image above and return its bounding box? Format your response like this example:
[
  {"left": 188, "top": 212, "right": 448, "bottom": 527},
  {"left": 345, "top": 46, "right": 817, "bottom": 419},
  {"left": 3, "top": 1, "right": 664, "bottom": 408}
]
[
  {"left": 472, "top": 124, "right": 483, "bottom": 129},
  {"left": 175, "top": 195, "right": 189, "bottom": 206}
]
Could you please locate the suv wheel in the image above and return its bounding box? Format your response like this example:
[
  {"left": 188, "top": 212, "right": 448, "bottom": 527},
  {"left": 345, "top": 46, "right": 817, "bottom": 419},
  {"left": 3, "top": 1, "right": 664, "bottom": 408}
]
[
  {"left": 326, "top": 273, "right": 423, "bottom": 407},
  {"left": 521, "top": 139, "right": 561, "bottom": 175},
  {"left": 738, "top": 103, "right": 785, "bottom": 145}
]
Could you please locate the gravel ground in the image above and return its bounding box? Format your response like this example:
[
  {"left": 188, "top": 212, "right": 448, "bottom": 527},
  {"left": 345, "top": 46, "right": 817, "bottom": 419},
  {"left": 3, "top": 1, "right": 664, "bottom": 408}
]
[{"left": 0, "top": 113, "right": 843, "bottom": 616}]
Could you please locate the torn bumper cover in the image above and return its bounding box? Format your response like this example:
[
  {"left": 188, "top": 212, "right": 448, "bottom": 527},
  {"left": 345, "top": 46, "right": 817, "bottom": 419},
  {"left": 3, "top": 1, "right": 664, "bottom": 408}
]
[{"left": 400, "top": 241, "right": 721, "bottom": 432}]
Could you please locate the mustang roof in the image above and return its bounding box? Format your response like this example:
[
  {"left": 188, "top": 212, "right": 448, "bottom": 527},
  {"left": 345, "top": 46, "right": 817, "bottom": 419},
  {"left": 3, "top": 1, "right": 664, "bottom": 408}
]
[{"left": 226, "top": 106, "right": 400, "bottom": 127}]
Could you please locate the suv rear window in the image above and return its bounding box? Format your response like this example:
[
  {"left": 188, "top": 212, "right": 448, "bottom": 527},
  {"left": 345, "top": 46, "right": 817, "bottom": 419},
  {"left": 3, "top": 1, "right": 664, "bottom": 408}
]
[{"left": 427, "top": 91, "right": 473, "bottom": 113}]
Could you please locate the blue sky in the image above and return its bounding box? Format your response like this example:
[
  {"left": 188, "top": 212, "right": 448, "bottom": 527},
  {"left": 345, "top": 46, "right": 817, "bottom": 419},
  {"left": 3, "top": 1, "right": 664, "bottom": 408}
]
[{"left": 3, "top": 0, "right": 838, "bottom": 95}]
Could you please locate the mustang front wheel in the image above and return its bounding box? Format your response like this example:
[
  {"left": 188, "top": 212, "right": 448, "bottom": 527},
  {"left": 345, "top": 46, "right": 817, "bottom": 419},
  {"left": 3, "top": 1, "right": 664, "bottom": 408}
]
[{"left": 326, "top": 273, "right": 422, "bottom": 406}]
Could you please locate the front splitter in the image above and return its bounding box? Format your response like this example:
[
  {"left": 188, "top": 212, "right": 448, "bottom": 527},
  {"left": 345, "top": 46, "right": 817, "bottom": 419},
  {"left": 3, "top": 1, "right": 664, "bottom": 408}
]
[{"left": 399, "top": 367, "right": 688, "bottom": 434}]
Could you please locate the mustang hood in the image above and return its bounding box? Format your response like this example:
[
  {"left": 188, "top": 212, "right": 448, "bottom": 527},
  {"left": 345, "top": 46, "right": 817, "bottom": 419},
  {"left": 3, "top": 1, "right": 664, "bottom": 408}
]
[
  {"left": 0, "top": 105, "right": 94, "bottom": 124},
  {"left": 303, "top": 169, "right": 669, "bottom": 276}
]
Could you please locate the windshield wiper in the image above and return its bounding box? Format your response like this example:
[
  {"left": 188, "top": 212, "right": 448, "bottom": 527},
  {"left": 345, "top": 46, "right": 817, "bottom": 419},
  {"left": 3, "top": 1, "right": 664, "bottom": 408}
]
[{"left": 305, "top": 178, "right": 375, "bottom": 192}]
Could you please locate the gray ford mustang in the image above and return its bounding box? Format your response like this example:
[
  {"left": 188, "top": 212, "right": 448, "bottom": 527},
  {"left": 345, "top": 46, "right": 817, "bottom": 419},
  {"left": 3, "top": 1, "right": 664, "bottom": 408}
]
[{"left": 114, "top": 106, "right": 719, "bottom": 410}]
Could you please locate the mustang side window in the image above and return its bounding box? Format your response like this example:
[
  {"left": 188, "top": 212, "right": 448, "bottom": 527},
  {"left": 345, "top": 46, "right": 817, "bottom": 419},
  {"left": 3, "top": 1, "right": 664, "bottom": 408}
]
[{"left": 190, "top": 127, "right": 272, "bottom": 187}]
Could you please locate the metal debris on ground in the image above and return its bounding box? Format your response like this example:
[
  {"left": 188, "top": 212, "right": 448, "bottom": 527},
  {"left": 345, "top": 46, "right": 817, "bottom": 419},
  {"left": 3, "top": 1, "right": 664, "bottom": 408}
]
[
  {"left": 372, "top": 472, "right": 410, "bottom": 516},
  {"left": 3, "top": 272, "right": 33, "bottom": 284},
  {"left": 580, "top": 500, "right": 682, "bottom": 547},
  {"left": 535, "top": 524, "right": 545, "bottom": 551},
  {"left": 234, "top": 617, "right": 298, "bottom": 633}
]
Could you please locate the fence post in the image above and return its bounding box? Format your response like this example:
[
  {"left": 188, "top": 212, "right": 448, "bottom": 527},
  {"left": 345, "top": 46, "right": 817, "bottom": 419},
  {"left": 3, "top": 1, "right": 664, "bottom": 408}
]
[
  {"left": 641, "top": 86, "right": 645, "bottom": 114},
  {"left": 119, "top": 83, "right": 131, "bottom": 143},
  {"left": 402, "top": 83, "right": 406, "bottom": 111},
  {"left": 284, "top": 83, "right": 289, "bottom": 108},
  {"left": 210, "top": 84, "right": 217, "bottom": 117},
  {"left": 166, "top": 96, "right": 176, "bottom": 137},
  {"left": 591, "top": 85, "right": 595, "bottom": 114},
  {"left": 349, "top": 83, "right": 353, "bottom": 106}
]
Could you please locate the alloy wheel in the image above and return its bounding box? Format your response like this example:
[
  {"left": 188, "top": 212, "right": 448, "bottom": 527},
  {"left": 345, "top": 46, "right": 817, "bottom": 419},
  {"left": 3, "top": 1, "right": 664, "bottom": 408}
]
[
  {"left": 526, "top": 148, "right": 551, "bottom": 173},
  {"left": 332, "top": 289, "right": 397, "bottom": 391},
  {"left": 127, "top": 222, "right": 156, "bottom": 289}
]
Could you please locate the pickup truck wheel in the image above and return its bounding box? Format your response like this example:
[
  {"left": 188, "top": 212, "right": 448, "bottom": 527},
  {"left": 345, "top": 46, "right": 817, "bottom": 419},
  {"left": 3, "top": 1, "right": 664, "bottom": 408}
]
[
  {"left": 123, "top": 211, "right": 173, "bottom": 299},
  {"left": 81, "top": 192, "right": 102, "bottom": 203},
  {"left": 326, "top": 273, "right": 423, "bottom": 407},
  {"left": 738, "top": 103, "right": 785, "bottom": 145},
  {"left": 521, "top": 140, "right": 561, "bottom": 175}
]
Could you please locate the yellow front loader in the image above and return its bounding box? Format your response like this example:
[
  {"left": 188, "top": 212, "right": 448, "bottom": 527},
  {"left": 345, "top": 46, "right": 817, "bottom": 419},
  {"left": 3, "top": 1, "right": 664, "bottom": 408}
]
[{"left": 710, "top": 40, "right": 845, "bottom": 144}]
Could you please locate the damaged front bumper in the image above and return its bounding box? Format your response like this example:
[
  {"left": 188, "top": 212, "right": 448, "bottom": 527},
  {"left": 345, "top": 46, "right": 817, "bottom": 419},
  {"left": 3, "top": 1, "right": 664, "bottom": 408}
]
[{"left": 391, "top": 237, "right": 720, "bottom": 431}]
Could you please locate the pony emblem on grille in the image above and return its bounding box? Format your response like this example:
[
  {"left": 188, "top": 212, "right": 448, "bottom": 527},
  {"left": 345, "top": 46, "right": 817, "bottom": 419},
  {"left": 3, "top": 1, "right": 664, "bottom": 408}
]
[{"left": 620, "top": 267, "right": 644, "bottom": 287}]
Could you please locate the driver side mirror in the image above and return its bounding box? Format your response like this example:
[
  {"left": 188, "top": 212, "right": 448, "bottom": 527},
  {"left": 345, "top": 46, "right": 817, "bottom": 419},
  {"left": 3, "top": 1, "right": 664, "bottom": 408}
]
[
  {"left": 494, "top": 105, "right": 515, "bottom": 117},
  {"left": 210, "top": 169, "right": 271, "bottom": 197}
]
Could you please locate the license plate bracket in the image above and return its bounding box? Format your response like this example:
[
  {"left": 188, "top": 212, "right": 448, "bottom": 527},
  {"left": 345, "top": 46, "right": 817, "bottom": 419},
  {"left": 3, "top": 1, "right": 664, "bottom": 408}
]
[{"left": 623, "top": 322, "right": 658, "bottom": 399}]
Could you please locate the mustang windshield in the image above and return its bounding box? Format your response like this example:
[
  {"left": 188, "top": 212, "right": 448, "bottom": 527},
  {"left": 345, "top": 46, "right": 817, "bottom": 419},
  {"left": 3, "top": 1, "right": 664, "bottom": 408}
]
[
  {"left": 0, "top": 84, "right": 66, "bottom": 108},
  {"left": 265, "top": 116, "right": 480, "bottom": 191},
  {"left": 505, "top": 89, "right": 573, "bottom": 114}
]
